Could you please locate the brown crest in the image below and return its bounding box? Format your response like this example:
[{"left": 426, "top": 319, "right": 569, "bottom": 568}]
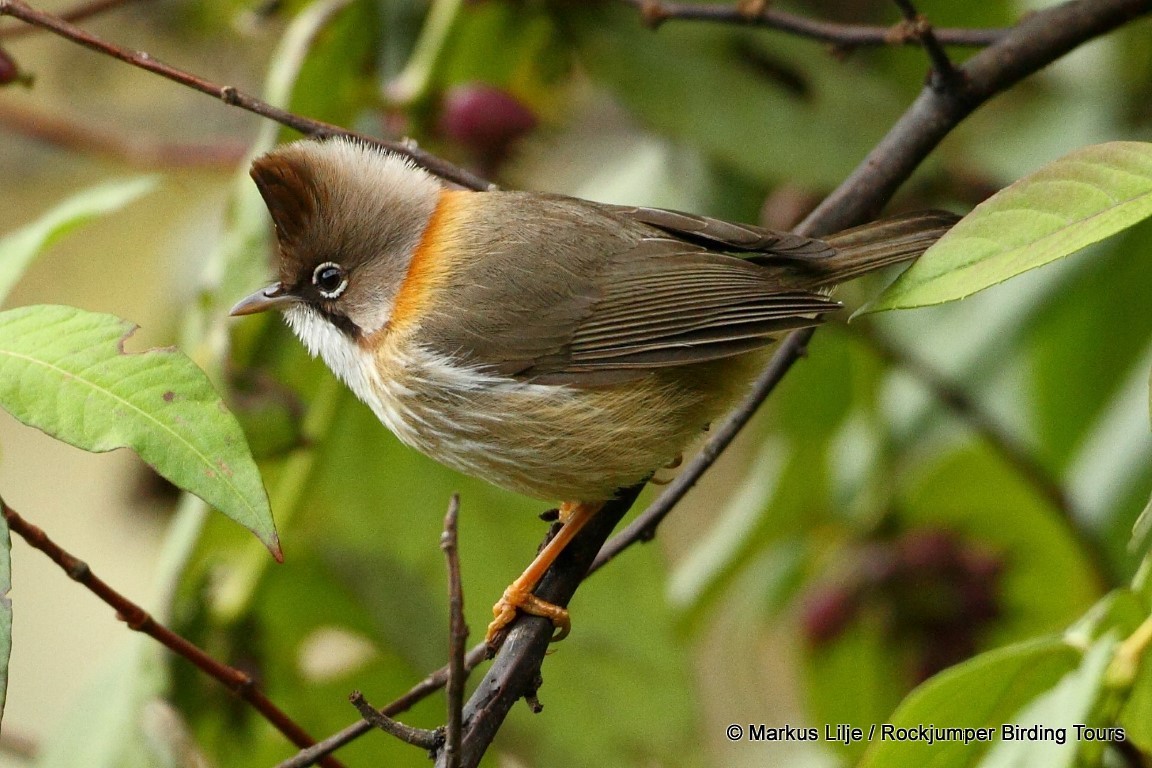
[{"left": 250, "top": 152, "right": 320, "bottom": 249}]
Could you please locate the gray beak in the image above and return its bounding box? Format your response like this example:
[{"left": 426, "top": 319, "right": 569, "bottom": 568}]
[{"left": 229, "top": 283, "right": 299, "bottom": 316}]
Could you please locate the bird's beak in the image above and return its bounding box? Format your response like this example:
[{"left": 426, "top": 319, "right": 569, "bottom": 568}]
[{"left": 229, "top": 283, "right": 299, "bottom": 316}]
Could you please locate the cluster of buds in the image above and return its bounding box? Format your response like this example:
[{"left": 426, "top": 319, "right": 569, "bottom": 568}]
[
  {"left": 802, "top": 527, "right": 1003, "bottom": 681},
  {"left": 0, "top": 47, "right": 24, "bottom": 86}
]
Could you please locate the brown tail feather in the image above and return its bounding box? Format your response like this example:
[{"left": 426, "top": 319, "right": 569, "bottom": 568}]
[{"left": 813, "top": 210, "right": 960, "bottom": 286}]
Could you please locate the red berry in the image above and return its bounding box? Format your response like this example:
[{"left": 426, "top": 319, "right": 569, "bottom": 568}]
[
  {"left": 897, "top": 529, "right": 960, "bottom": 573},
  {"left": 801, "top": 585, "right": 860, "bottom": 646},
  {"left": 0, "top": 47, "right": 20, "bottom": 87},
  {"left": 438, "top": 83, "right": 537, "bottom": 159}
]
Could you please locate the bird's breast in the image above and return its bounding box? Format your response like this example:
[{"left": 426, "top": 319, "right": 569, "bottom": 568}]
[{"left": 289, "top": 314, "right": 749, "bottom": 502}]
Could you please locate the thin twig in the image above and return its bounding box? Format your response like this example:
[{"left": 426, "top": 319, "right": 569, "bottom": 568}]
[
  {"left": 0, "top": 0, "right": 492, "bottom": 190},
  {"left": 439, "top": 494, "right": 467, "bottom": 768},
  {"left": 0, "top": 100, "right": 247, "bottom": 168},
  {"left": 349, "top": 691, "right": 444, "bottom": 751},
  {"left": 892, "top": 0, "right": 962, "bottom": 90},
  {"left": 274, "top": 643, "right": 489, "bottom": 768},
  {"left": 0, "top": 498, "right": 345, "bottom": 768},
  {"left": 621, "top": 0, "right": 1007, "bottom": 48},
  {"left": 842, "top": 322, "right": 1112, "bottom": 584},
  {"left": 0, "top": 0, "right": 146, "bottom": 39}
]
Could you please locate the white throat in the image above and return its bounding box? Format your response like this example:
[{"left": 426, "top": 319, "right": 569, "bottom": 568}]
[{"left": 284, "top": 305, "right": 381, "bottom": 407}]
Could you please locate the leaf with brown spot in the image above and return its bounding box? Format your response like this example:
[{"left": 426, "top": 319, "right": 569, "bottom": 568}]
[{"left": 0, "top": 305, "right": 279, "bottom": 558}]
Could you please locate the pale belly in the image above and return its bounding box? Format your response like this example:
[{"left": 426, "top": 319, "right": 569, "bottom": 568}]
[{"left": 367, "top": 350, "right": 694, "bottom": 501}]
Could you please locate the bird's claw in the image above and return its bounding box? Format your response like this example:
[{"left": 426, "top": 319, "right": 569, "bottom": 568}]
[{"left": 486, "top": 585, "right": 571, "bottom": 645}]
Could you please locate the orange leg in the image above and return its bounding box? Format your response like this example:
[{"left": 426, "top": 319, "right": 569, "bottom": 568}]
[{"left": 486, "top": 500, "right": 604, "bottom": 645}]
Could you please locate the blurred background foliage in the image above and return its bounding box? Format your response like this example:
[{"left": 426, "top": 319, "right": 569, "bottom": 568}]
[{"left": 1, "top": 0, "right": 1151, "bottom": 766}]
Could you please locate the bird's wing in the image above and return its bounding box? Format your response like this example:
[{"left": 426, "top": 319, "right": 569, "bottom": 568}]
[
  {"left": 416, "top": 194, "right": 837, "bottom": 387},
  {"left": 609, "top": 204, "right": 835, "bottom": 259},
  {"left": 517, "top": 237, "right": 837, "bottom": 384}
]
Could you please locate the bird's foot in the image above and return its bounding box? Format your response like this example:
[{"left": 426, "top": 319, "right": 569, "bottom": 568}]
[{"left": 486, "top": 584, "right": 570, "bottom": 644}]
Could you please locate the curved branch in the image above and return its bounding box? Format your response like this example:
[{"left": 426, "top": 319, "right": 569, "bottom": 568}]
[
  {"left": 620, "top": 0, "right": 1007, "bottom": 48},
  {"left": 0, "top": 499, "right": 345, "bottom": 768},
  {"left": 806, "top": 0, "right": 1152, "bottom": 232},
  {"left": 0, "top": 0, "right": 492, "bottom": 191}
]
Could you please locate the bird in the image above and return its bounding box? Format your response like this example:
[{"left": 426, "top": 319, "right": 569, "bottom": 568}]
[{"left": 230, "top": 136, "right": 958, "bottom": 645}]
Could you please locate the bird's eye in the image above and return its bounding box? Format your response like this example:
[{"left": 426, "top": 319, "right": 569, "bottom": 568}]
[{"left": 312, "top": 262, "right": 347, "bottom": 299}]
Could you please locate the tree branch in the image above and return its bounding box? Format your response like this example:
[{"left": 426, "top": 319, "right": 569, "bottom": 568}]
[
  {"left": 274, "top": 643, "right": 489, "bottom": 768},
  {"left": 621, "top": 0, "right": 1007, "bottom": 48},
  {"left": 0, "top": 0, "right": 492, "bottom": 190},
  {"left": 0, "top": 498, "right": 345, "bottom": 768},
  {"left": 891, "top": 0, "right": 962, "bottom": 89},
  {"left": 443, "top": 485, "right": 645, "bottom": 768},
  {"left": 806, "top": 0, "right": 1152, "bottom": 233},
  {"left": 592, "top": 0, "right": 1152, "bottom": 579}
]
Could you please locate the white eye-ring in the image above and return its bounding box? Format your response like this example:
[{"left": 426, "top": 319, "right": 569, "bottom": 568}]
[{"left": 312, "top": 261, "right": 348, "bottom": 299}]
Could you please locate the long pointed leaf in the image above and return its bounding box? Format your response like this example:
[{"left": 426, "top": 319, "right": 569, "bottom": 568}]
[
  {"left": 868, "top": 142, "right": 1152, "bottom": 312},
  {"left": 0, "top": 305, "right": 279, "bottom": 557}
]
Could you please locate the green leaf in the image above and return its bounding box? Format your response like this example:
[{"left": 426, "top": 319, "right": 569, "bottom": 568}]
[
  {"left": 0, "top": 305, "right": 278, "bottom": 557},
  {"left": 1022, "top": 219, "right": 1152, "bottom": 470},
  {"left": 869, "top": 141, "right": 1152, "bottom": 312},
  {"left": 0, "top": 176, "right": 157, "bottom": 306},
  {"left": 979, "top": 636, "right": 1115, "bottom": 768},
  {"left": 1119, "top": 626, "right": 1152, "bottom": 752},
  {"left": 857, "top": 638, "right": 1081, "bottom": 768},
  {"left": 1137, "top": 495, "right": 1152, "bottom": 557},
  {"left": 0, "top": 507, "right": 9, "bottom": 727}
]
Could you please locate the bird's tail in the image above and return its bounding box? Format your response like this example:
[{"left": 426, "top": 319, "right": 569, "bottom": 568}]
[{"left": 810, "top": 210, "right": 960, "bottom": 286}]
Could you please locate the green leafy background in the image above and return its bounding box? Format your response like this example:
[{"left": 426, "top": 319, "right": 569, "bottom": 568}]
[{"left": 1, "top": 1, "right": 1151, "bottom": 767}]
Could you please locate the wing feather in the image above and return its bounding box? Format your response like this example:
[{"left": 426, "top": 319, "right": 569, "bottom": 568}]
[{"left": 416, "top": 194, "right": 841, "bottom": 387}]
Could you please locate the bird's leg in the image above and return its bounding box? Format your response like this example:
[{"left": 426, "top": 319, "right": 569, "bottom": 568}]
[{"left": 486, "top": 500, "right": 604, "bottom": 645}]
